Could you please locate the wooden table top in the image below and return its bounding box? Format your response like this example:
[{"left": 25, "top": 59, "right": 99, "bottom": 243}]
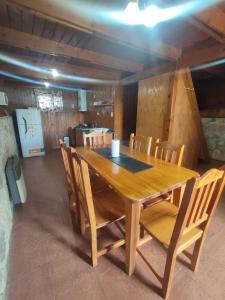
[{"left": 76, "top": 146, "right": 199, "bottom": 203}]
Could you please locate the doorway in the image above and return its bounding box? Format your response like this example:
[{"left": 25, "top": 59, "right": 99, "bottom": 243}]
[{"left": 122, "top": 83, "right": 138, "bottom": 144}]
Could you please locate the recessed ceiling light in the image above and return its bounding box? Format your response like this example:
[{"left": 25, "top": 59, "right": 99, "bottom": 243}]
[
  {"left": 44, "top": 81, "right": 50, "bottom": 88},
  {"left": 51, "top": 68, "right": 59, "bottom": 78}
]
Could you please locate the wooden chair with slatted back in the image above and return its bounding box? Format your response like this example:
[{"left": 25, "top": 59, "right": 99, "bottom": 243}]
[
  {"left": 129, "top": 133, "right": 152, "bottom": 155},
  {"left": 59, "top": 139, "right": 77, "bottom": 214},
  {"left": 82, "top": 132, "right": 111, "bottom": 193},
  {"left": 143, "top": 141, "right": 185, "bottom": 210},
  {"left": 154, "top": 141, "right": 185, "bottom": 166},
  {"left": 138, "top": 167, "right": 225, "bottom": 299},
  {"left": 72, "top": 151, "right": 125, "bottom": 267},
  {"left": 83, "top": 131, "right": 106, "bottom": 147}
]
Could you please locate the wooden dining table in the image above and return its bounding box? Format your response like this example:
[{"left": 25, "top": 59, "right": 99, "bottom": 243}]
[{"left": 76, "top": 145, "right": 199, "bottom": 276}]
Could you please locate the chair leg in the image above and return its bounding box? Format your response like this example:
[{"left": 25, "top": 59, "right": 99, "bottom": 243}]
[
  {"left": 162, "top": 252, "right": 177, "bottom": 299},
  {"left": 91, "top": 229, "right": 98, "bottom": 267},
  {"left": 79, "top": 206, "right": 86, "bottom": 236},
  {"left": 140, "top": 225, "right": 145, "bottom": 239},
  {"left": 190, "top": 235, "right": 206, "bottom": 272}
]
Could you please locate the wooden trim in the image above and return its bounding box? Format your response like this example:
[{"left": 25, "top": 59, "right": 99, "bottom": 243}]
[
  {"left": 0, "top": 26, "right": 142, "bottom": 73},
  {"left": 162, "top": 71, "right": 176, "bottom": 140}
]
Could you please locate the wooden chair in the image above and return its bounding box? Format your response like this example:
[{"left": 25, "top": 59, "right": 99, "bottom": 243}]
[
  {"left": 82, "top": 131, "right": 111, "bottom": 192},
  {"left": 143, "top": 141, "right": 185, "bottom": 209},
  {"left": 83, "top": 131, "right": 106, "bottom": 147},
  {"left": 60, "top": 137, "right": 108, "bottom": 198},
  {"left": 137, "top": 167, "right": 225, "bottom": 299},
  {"left": 59, "top": 139, "right": 77, "bottom": 213},
  {"left": 129, "top": 133, "right": 152, "bottom": 155},
  {"left": 154, "top": 141, "right": 185, "bottom": 166},
  {"left": 72, "top": 151, "right": 125, "bottom": 267}
]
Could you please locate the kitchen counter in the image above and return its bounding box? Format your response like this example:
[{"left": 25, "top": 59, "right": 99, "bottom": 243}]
[{"left": 71, "top": 127, "right": 113, "bottom": 146}]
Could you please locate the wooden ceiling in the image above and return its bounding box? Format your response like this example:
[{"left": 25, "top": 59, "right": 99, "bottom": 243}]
[{"left": 0, "top": 0, "right": 225, "bottom": 87}]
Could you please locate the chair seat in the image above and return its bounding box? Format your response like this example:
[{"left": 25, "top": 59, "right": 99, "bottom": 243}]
[
  {"left": 140, "top": 201, "right": 203, "bottom": 250},
  {"left": 93, "top": 189, "right": 125, "bottom": 228}
]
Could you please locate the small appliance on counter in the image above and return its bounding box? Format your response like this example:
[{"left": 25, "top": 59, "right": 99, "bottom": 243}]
[{"left": 15, "top": 108, "right": 45, "bottom": 158}]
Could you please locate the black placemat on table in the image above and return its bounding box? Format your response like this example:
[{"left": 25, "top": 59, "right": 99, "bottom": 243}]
[{"left": 93, "top": 147, "right": 153, "bottom": 173}]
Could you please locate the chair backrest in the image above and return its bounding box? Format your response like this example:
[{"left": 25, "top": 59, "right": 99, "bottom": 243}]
[
  {"left": 83, "top": 131, "right": 106, "bottom": 147},
  {"left": 72, "top": 152, "right": 96, "bottom": 226},
  {"left": 154, "top": 141, "right": 185, "bottom": 166},
  {"left": 129, "top": 133, "right": 152, "bottom": 155},
  {"left": 59, "top": 139, "right": 75, "bottom": 194},
  {"left": 170, "top": 167, "right": 225, "bottom": 250}
]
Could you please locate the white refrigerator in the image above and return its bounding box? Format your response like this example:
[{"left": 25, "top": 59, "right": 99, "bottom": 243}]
[{"left": 16, "top": 108, "right": 45, "bottom": 158}]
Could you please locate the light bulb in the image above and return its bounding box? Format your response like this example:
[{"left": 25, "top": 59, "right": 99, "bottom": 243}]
[
  {"left": 51, "top": 68, "right": 59, "bottom": 78},
  {"left": 123, "top": 1, "right": 141, "bottom": 25},
  {"left": 125, "top": 1, "right": 139, "bottom": 14},
  {"left": 44, "top": 81, "right": 50, "bottom": 88},
  {"left": 144, "top": 5, "right": 160, "bottom": 27}
]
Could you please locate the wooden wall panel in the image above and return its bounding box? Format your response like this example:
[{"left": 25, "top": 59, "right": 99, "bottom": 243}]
[
  {"left": 168, "top": 70, "right": 202, "bottom": 168},
  {"left": 136, "top": 72, "right": 172, "bottom": 140},
  {"left": 42, "top": 110, "right": 82, "bottom": 150},
  {"left": 83, "top": 86, "right": 114, "bottom": 128},
  {"left": 0, "top": 84, "right": 82, "bottom": 150},
  {"left": 136, "top": 69, "right": 205, "bottom": 168},
  {"left": 114, "top": 85, "right": 123, "bottom": 140}
]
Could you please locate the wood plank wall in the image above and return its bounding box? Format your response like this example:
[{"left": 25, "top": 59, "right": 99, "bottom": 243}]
[
  {"left": 0, "top": 84, "right": 83, "bottom": 150},
  {"left": 136, "top": 69, "right": 204, "bottom": 168},
  {"left": 83, "top": 85, "right": 114, "bottom": 128},
  {"left": 168, "top": 70, "right": 202, "bottom": 168},
  {"left": 136, "top": 72, "right": 172, "bottom": 140}
]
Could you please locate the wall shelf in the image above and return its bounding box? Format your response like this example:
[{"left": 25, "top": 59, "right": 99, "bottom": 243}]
[{"left": 93, "top": 103, "right": 113, "bottom": 107}]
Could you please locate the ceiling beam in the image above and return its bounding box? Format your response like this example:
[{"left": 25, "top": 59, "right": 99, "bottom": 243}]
[
  {"left": 186, "top": 15, "right": 225, "bottom": 44},
  {"left": 193, "top": 6, "right": 225, "bottom": 41},
  {"left": 122, "top": 42, "right": 225, "bottom": 84},
  {"left": 0, "top": 51, "right": 121, "bottom": 80},
  {"left": 120, "top": 62, "right": 175, "bottom": 85},
  {"left": 0, "top": 64, "right": 120, "bottom": 86},
  {"left": 0, "top": 26, "right": 142, "bottom": 73},
  {"left": 169, "top": 0, "right": 225, "bottom": 43},
  {"left": 0, "top": 77, "right": 89, "bottom": 89},
  {"left": 204, "top": 67, "right": 225, "bottom": 79},
  {"left": 3, "top": 0, "right": 181, "bottom": 61},
  {"left": 179, "top": 44, "right": 225, "bottom": 69}
]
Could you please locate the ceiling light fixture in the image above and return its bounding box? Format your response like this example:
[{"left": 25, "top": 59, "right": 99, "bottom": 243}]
[
  {"left": 123, "top": 0, "right": 160, "bottom": 27},
  {"left": 51, "top": 68, "right": 59, "bottom": 78},
  {"left": 44, "top": 81, "right": 50, "bottom": 88},
  {"left": 113, "top": 0, "right": 223, "bottom": 28}
]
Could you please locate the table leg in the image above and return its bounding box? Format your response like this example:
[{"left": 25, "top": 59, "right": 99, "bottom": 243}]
[{"left": 125, "top": 201, "right": 141, "bottom": 276}]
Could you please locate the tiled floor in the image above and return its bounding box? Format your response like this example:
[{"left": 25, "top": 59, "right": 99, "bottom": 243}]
[{"left": 7, "top": 151, "right": 225, "bottom": 300}]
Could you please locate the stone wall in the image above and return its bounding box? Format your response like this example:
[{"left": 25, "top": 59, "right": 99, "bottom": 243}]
[
  {"left": 202, "top": 118, "right": 225, "bottom": 161},
  {"left": 0, "top": 116, "right": 18, "bottom": 300}
]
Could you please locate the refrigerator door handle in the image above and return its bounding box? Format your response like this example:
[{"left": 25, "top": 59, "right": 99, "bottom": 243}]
[{"left": 22, "top": 116, "right": 28, "bottom": 134}]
